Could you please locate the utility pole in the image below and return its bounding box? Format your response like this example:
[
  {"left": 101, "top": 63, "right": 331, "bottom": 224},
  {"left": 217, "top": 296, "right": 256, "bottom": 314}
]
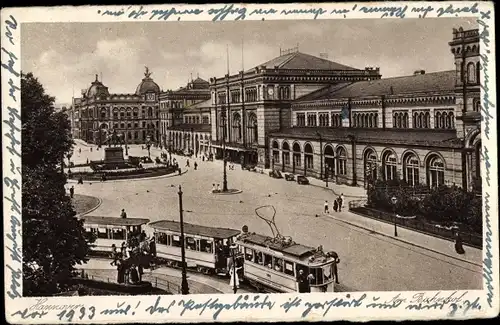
[
  {"left": 178, "top": 186, "right": 190, "bottom": 295},
  {"left": 231, "top": 244, "right": 238, "bottom": 294},
  {"left": 222, "top": 108, "right": 228, "bottom": 192}
]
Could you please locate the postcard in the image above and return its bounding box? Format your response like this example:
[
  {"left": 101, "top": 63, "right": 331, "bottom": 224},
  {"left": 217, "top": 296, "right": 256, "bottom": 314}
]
[{"left": 2, "top": 1, "right": 498, "bottom": 323}]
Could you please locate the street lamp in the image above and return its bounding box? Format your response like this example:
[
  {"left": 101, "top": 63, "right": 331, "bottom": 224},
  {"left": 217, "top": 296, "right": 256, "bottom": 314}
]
[
  {"left": 391, "top": 196, "right": 398, "bottom": 237},
  {"left": 230, "top": 243, "right": 238, "bottom": 294},
  {"left": 221, "top": 108, "right": 228, "bottom": 192},
  {"left": 178, "top": 185, "right": 190, "bottom": 294},
  {"left": 325, "top": 164, "right": 329, "bottom": 188}
]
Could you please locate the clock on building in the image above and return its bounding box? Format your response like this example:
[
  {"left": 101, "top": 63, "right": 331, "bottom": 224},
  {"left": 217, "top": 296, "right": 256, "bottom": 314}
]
[
  {"left": 146, "top": 93, "right": 156, "bottom": 101},
  {"left": 267, "top": 87, "right": 274, "bottom": 96}
]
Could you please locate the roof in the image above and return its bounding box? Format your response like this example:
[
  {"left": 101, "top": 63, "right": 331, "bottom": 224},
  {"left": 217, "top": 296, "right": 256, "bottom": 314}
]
[
  {"left": 81, "top": 216, "right": 150, "bottom": 226},
  {"left": 248, "top": 51, "right": 359, "bottom": 72},
  {"left": 185, "top": 98, "right": 212, "bottom": 110},
  {"left": 238, "top": 233, "right": 315, "bottom": 258},
  {"left": 149, "top": 220, "right": 240, "bottom": 239},
  {"left": 169, "top": 124, "right": 211, "bottom": 132},
  {"left": 300, "top": 70, "right": 456, "bottom": 101},
  {"left": 270, "top": 127, "right": 462, "bottom": 148},
  {"left": 86, "top": 75, "right": 110, "bottom": 98}
]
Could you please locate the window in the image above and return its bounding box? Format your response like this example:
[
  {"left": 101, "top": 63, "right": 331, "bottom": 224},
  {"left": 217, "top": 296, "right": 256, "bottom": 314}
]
[
  {"left": 282, "top": 142, "right": 290, "bottom": 165},
  {"left": 111, "top": 228, "right": 125, "bottom": 240},
  {"left": 120, "top": 122, "right": 125, "bottom": 129},
  {"left": 114, "top": 123, "right": 118, "bottom": 129},
  {"left": 263, "top": 254, "right": 273, "bottom": 268},
  {"left": 120, "top": 111, "right": 125, "bottom": 118},
  {"left": 467, "top": 62, "right": 476, "bottom": 84},
  {"left": 413, "top": 111, "right": 430, "bottom": 129},
  {"left": 186, "top": 237, "right": 197, "bottom": 251},
  {"left": 128, "top": 123, "right": 132, "bottom": 128},
  {"left": 296, "top": 113, "right": 306, "bottom": 126},
  {"left": 284, "top": 261, "right": 295, "bottom": 276},
  {"left": 134, "top": 122, "right": 139, "bottom": 128},
  {"left": 247, "top": 114, "right": 258, "bottom": 144},
  {"left": 142, "top": 122, "right": 146, "bottom": 128},
  {"left": 113, "top": 109, "right": 118, "bottom": 119},
  {"left": 134, "top": 131, "right": 138, "bottom": 139},
  {"left": 272, "top": 141, "right": 280, "bottom": 164},
  {"left": 217, "top": 92, "right": 227, "bottom": 104},
  {"left": 307, "top": 113, "right": 317, "bottom": 127},
  {"left": 232, "top": 113, "right": 242, "bottom": 142},
  {"left": 293, "top": 143, "right": 301, "bottom": 167},
  {"left": 319, "top": 113, "right": 329, "bottom": 126},
  {"left": 244, "top": 247, "right": 254, "bottom": 262},
  {"left": 435, "top": 111, "right": 455, "bottom": 129},
  {"left": 331, "top": 113, "right": 342, "bottom": 127},
  {"left": 202, "top": 116, "right": 209, "bottom": 124},
  {"left": 100, "top": 108, "right": 107, "bottom": 119},
  {"left": 404, "top": 153, "right": 420, "bottom": 186},
  {"left": 473, "top": 99, "right": 480, "bottom": 112},
  {"left": 336, "top": 147, "right": 347, "bottom": 175},
  {"left": 427, "top": 155, "right": 445, "bottom": 188},
  {"left": 245, "top": 88, "right": 257, "bottom": 102},
  {"left": 304, "top": 143, "right": 314, "bottom": 169},
  {"left": 231, "top": 90, "right": 241, "bottom": 103},
  {"left": 157, "top": 232, "right": 168, "bottom": 245},
  {"left": 97, "top": 227, "right": 108, "bottom": 239},
  {"left": 171, "top": 235, "right": 182, "bottom": 247},
  {"left": 273, "top": 257, "right": 284, "bottom": 272},
  {"left": 383, "top": 151, "right": 398, "bottom": 181},
  {"left": 278, "top": 86, "right": 291, "bottom": 100}
]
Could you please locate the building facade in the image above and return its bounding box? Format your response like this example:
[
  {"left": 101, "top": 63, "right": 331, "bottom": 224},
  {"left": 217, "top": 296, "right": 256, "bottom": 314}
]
[
  {"left": 158, "top": 77, "right": 212, "bottom": 156},
  {"left": 267, "top": 27, "right": 481, "bottom": 192},
  {"left": 70, "top": 67, "right": 161, "bottom": 145},
  {"left": 209, "top": 48, "right": 382, "bottom": 166}
]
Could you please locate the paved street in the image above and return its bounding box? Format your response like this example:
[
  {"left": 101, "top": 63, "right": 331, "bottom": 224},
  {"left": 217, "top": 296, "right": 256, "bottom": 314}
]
[{"left": 69, "top": 141, "right": 483, "bottom": 292}]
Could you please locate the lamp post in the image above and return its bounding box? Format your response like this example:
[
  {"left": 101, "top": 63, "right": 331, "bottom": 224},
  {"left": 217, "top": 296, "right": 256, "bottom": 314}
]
[
  {"left": 317, "top": 131, "right": 323, "bottom": 180},
  {"left": 178, "top": 185, "right": 190, "bottom": 294},
  {"left": 325, "top": 164, "right": 329, "bottom": 188},
  {"left": 391, "top": 196, "right": 398, "bottom": 237},
  {"left": 231, "top": 243, "right": 238, "bottom": 294},
  {"left": 221, "top": 108, "right": 228, "bottom": 192}
]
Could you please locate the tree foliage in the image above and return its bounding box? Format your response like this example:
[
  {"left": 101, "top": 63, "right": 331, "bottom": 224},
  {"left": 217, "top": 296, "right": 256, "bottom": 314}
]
[
  {"left": 367, "top": 178, "right": 482, "bottom": 233},
  {"left": 22, "top": 72, "right": 93, "bottom": 296}
]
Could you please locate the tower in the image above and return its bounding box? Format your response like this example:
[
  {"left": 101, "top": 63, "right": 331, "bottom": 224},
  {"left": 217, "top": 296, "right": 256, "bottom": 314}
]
[{"left": 448, "top": 27, "right": 481, "bottom": 192}]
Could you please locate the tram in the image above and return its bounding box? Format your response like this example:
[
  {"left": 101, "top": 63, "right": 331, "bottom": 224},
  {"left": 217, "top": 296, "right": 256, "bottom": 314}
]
[
  {"left": 235, "top": 229, "right": 337, "bottom": 293},
  {"left": 81, "top": 216, "right": 150, "bottom": 253},
  {"left": 149, "top": 220, "right": 242, "bottom": 275}
]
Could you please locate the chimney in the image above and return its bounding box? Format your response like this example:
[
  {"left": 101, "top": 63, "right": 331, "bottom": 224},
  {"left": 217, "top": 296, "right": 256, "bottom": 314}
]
[{"left": 413, "top": 70, "right": 425, "bottom": 75}]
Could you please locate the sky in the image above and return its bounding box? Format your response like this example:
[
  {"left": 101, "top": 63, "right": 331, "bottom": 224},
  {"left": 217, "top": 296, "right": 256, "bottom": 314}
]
[{"left": 21, "top": 18, "right": 477, "bottom": 106}]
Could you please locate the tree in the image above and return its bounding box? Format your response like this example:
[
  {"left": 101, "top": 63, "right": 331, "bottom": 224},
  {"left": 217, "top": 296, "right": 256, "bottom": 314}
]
[{"left": 22, "top": 72, "right": 94, "bottom": 296}]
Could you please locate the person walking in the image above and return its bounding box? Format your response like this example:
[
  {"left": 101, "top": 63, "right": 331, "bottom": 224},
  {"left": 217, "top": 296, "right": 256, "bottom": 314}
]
[
  {"left": 69, "top": 186, "right": 74, "bottom": 198},
  {"left": 324, "top": 200, "right": 329, "bottom": 214},
  {"left": 212, "top": 184, "right": 216, "bottom": 193},
  {"left": 333, "top": 199, "right": 339, "bottom": 212},
  {"left": 194, "top": 162, "right": 198, "bottom": 170},
  {"left": 216, "top": 184, "right": 220, "bottom": 192},
  {"left": 337, "top": 196, "right": 343, "bottom": 212},
  {"left": 186, "top": 159, "right": 190, "bottom": 168},
  {"left": 330, "top": 251, "right": 341, "bottom": 284},
  {"left": 120, "top": 209, "right": 127, "bottom": 219},
  {"left": 110, "top": 244, "right": 118, "bottom": 266}
]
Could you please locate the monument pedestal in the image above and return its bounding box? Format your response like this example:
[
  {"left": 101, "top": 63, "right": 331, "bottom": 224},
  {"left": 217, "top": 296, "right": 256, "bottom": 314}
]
[{"left": 104, "top": 147, "right": 125, "bottom": 163}]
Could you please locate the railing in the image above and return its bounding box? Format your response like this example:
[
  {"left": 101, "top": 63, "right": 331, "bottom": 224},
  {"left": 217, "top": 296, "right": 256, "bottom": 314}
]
[
  {"left": 80, "top": 270, "right": 181, "bottom": 294},
  {"left": 348, "top": 202, "right": 482, "bottom": 248}
]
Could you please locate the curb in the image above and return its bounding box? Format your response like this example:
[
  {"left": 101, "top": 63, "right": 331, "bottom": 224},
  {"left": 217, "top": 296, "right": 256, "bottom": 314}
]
[
  {"left": 323, "top": 214, "right": 482, "bottom": 268},
  {"left": 310, "top": 183, "right": 367, "bottom": 199},
  {"left": 75, "top": 196, "right": 103, "bottom": 218},
  {"left": 68, "top": 169, "right": 187, "bottom": 184}
]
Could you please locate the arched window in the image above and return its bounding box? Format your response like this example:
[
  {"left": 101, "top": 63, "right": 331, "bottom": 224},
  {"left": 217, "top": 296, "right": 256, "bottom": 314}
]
[
  {"left": 126, "top": 107, "right": 132, "bottom": 118},
  {"left": 247, "top": 114, "right": 258, "bottom": 144},
  {"left": 443, "top": 112, "right": 449, "bottom": 129},
  {"left": 113, "top": 108, "right": 119, "bottom": 119},
  {"left": 449, "top": 112, "right": 455, "bottom": 129},
  {"left": 282, "top": 142, "right": 290, "bottom": 165},
  {"left": 232, "top": 113, "right": 242, "bottom": 142},
  {"left": 383, "top": 151, "right": 398, "bottom": 181},
  {"left": 467, "top": 62, "right": 476, "bottom": 84},
  {"left": 427, "top": 155, "right": 445, "bottom": 188},
  {"left": 476, "top": 63, "right": 481, "bottom": 84},
  {"left": 374, "top": 113, "right": 378, "bottom": 128},
  {"left": 424, "top": 112, "right": 430, "bottom": 128},
  {"left": 364, "top": 149, "right": 377, "bottom": 185},
  {"left": 324, "top": 145, "right": 335, "bottom": 176},
  {"left": 403, "top": 153, "right": 419, "bottom": 186},
  {"left": 473, "top": 99, "right": 480, "bottom": 112},
  {"left": 293, "top": 143, "right": 301, "bottom": 167},
  {"left": 100, "top": 108, "right": 107, "bottom": 119},
  {"left": 272, "top": 141, "right": 280, "bottom": 164},
  {"left": 148, "top": 107, "right": 153, "bottom": 117},
  {"left": 364, "top": 114, "right": 369, "bottom": 128},
  {"left": 304, "top": 143, "right": 314, "bottom": 170},
  {"left": 435, "top": 112, "right": 441, "bottom": 129},
  {"left": 336, "top": 147, "right": 347, "bottom": 175},
  {"left": 368, "top": 114, "right": 373, "bottom": 128}
]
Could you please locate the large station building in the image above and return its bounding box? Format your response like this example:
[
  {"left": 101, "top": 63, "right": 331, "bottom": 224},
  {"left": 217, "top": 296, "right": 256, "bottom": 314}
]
[{"left": 69, "top": 26, "right": 481, "bottom": 192}]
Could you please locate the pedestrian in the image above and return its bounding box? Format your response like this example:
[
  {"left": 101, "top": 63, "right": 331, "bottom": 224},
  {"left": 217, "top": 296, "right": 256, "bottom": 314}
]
[
  {"left": 330, "top": 251, "right": 340, "bottom": 284},
  {"left": 186, "top": 159, "right": 190, "bottom": 168},
  {"left": 69, "top": 186, "right": 74, "bottom": 198},
  {"left": 324, "top": 200, "right": 329, "bottom": 214},
  {"left": 194, "top": 162, "right": 198, "bottom": 170},
  {"left": 110, "top": 244, "right": 118, "bottom": 266},
  {"left": 333, "top": 199, "right": 339, "bottom": 212},
  {"left": 337, "top": 196, "right": 343, "bottom": 212},
  {"left": 78, "top": 176, "right": 83, "bottom": 184},
  {"left": 121, "top": 209, "right": 127, "bottom": 219},
  {"left": 68, "top": 169, "right": 72, "bottom": 179},
  {"left": 79, "top": 148, "right": 81, "bottom": 154},
  {"left": 120, "top": 242, "right": 127, "bottom": 258},
  {"left": 178, "top": 167, "right": 182, "bottom": 175},
  {"left": 202, "top": 155, "right": 205, "bottom": 162},
  {"left": 339, "top": 193, "right": 344, "bottom": 211},
  {"left": 86, "top": 158, "right": 89, "bottom": 164},
  {"left": 216, "top": 184, "right": 220, "bottom": 192},
  {"left": 455, "top": 232, "right": 465, "bottom": 255},
  {"left": 212, "top": 184, "right": 216, "bottom": 193},
  {"left": 296, "top": 269, "right": 308, "bottom": 293},
  {"left": 90, "top": 147, "right": 93, "bottom": 152}
]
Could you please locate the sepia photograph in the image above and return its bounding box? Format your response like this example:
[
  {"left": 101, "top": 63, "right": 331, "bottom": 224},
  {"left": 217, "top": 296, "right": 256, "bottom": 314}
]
[
  {"left": 3, "top": 3, "right": 498, "bottom": 322},
  {"left": 18, "top": 17, "right": 486, "bottom": 297}
]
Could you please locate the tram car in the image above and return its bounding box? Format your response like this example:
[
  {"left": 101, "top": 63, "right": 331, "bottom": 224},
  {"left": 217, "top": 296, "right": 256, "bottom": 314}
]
[
  {"left": 235, "top": 229, "right": 337, "bottom": 293},
  {"left": 81, "top": 216, "right": 150, "bottom": 254},
  {"left": 149, "top": 220, "right": 242, "bottom": 275}
]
